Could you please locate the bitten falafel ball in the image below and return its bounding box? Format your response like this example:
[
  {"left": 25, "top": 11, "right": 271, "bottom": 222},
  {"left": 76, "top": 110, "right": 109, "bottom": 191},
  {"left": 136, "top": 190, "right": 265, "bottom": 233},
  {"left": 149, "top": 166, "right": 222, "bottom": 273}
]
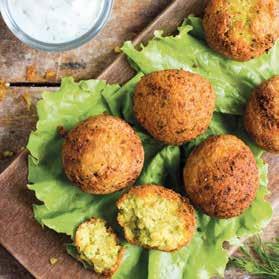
[
  {"left": 116, "top": 185, "right": 196, "bottom": 252},
  {"left": 184, "top": 135, "right": 259, "bottom": 219},
  {"left": 245, "top": 76, "right": 279, "bottom": 152},
  {"left": 133, "top": 70, "right": 216, "bottom": 145},
  {"left": 75, "top": 218, "right": 124, "bottom": 276},
  {"left": 62, "top": 115, "right": 144, "bottom": 194},
  {"left": 203, "top": 0, "right": 279, "bottom": 61}
]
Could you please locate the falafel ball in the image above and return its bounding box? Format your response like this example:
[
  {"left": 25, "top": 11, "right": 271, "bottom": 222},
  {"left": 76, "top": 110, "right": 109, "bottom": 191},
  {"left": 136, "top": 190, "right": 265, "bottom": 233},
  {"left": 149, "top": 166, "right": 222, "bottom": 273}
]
[
  {"left": 116, "top": 184, "right": 196, "bottom": 252},
  {"left": 183, "top": 135, "right": 259, "bottom": 218},
  {"left": 133, "top": 70, "right": 216, "bottom": 145},
  {"left": 244, "top": 76, "right": 279, "bottom": 152},
  {"left": 203, "top": 0, "right": 279, "bottom": 61},
  {"left": 62, "top": 115, "right": 144, "bottom": 194},
  {"left": 75, "top": 218, "right": 124, "bottom": 276}
]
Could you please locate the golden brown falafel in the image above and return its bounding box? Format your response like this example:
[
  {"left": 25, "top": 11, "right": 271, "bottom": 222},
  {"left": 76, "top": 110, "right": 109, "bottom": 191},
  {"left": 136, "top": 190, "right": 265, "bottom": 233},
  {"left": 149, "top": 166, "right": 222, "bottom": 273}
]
[
  {"left": 116, "top": 184, "right": 196, "bottom": 252},
  {"left": 203, "top": 0, "right": 279, "bottom": 61},
  {"left": 245, "top": 76, "right": 279, "bottom": 152},
  {"left": 75, "top": 218, "right": 124, "bottom": 276},
  {"left": 62, "top": 115, "right": 144, "bottom": 194},
  {"left": 133, "top": 70, "right": 216, "bottom": 145},
  {"left": 184, "top": 135, "right": 259, "bottom": 218}
]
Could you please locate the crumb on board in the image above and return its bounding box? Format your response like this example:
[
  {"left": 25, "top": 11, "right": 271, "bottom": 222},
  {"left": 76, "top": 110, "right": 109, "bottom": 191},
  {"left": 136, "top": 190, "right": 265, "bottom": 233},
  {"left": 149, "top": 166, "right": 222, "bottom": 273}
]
[
  {"left": 22, "top": 92, "right": 32, "bottom": 111},
  {"left": 44, "top": 69, "right": 56, "bottom": 81},
  {"left": 2, "top": 150, "right": 14, "bottom": 158},
  {"left": 0, "top": 80, "right": 9, "bottom": 101},
  {"left": 26, "top": 65, "right": 57, "bottom": 82},
  {"left": 114, "top": 46, "right": 122, "bottom": 53},
  {"left": 26, "top": 65, "right": 39, "bottom": 81},
  {"left": 49, "top": 257, "right": 58, "bottom": 265}
]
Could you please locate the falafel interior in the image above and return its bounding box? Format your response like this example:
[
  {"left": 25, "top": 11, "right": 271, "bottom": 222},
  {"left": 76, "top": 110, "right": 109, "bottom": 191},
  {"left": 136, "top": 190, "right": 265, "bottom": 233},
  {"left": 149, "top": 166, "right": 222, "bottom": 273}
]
[
  {"left": 117, "top": 185, "right": 195, "bottom": 251},
  {"left": 75, "top": 218, "right": 123, "bottom": 275}
]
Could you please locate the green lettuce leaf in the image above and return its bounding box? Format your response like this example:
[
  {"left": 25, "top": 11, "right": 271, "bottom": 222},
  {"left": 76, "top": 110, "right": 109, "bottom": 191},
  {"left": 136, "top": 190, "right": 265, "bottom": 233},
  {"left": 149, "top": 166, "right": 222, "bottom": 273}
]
[
  {"left": 122, "top": 16, "right": 279, "bottom": 115},
  {"left": 27, "top": 17, "right": 272, "bottom": 279}
]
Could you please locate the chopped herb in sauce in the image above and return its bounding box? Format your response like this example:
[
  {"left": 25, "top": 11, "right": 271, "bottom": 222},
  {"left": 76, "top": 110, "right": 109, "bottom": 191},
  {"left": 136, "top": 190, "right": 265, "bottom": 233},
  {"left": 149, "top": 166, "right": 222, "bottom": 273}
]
[{"left": 8, "top": 0, "right": 104, "bottom": 44}]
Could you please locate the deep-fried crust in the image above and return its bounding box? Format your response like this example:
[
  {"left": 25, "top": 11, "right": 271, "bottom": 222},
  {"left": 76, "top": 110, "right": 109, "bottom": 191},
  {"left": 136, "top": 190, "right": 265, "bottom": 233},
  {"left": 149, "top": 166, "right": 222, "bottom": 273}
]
[
  {"left": 62, "top": 115, "right": 144, "bottom": 194},
  {"left": 133, "top": 70, "right": 215, "bottom": 145},
  {"left": 117, "top": 184, "right": 196, "bottom": 252},
  {"left": 203, "top": 0, "right": 279, "bottom": 61},
  {"left": 184, "top": 135, "right": 259, "bottom": 218},
  {"left": 245, "top": 76, "right": 279, "bottom": 152}
]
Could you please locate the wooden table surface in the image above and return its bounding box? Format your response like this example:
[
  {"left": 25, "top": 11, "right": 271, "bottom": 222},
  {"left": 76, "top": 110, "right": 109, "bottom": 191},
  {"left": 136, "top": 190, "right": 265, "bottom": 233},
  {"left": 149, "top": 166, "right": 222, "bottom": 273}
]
[{"left": 0, "top": 0, "right": 278, "bottom": 278}]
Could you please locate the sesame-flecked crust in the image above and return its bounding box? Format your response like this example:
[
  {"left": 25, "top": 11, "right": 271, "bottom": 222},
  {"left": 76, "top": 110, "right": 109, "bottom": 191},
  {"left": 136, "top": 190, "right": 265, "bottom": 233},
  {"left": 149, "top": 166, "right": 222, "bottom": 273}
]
[
  {"left": 184, "top": 135, "right": 259, "bottom": 218},
  {"left": 133, "top": 70, "right": 215, "bottom": 145},
  {"left": 116, "top": 184, "right": 196, "bottom": 252},
  {"left": 75, "top": 217, "right": 124, "bottom": 277},
  {"left": 203, "top": 0, "right": 279, "bottom": 61},
  {"left": 245, "top": 76, "right": 279, "bottom": 152},
  {"left": 62, "top": 115, "right": 144, "bottom": 194}
]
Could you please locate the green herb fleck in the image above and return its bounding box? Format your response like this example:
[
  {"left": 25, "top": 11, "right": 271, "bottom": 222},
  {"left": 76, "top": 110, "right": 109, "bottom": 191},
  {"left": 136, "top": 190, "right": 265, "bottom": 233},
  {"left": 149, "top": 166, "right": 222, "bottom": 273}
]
[{"left": 230, "top": 236, "right": 279, "bottom": 278}]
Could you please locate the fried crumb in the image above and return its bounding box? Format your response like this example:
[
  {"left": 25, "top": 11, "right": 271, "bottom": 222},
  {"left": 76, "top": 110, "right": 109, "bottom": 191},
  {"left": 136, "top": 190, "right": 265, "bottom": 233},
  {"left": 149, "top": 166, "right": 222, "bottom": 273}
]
[
  {"left": 26, "top": 65, "right": 39, "bottom": 81},
  {"left": 114, "top": 46, "right": 122, "bottom": 53},
  {"left": 2, "top": 150, "right": 14, "bottom": 158},
  {"left": 49, "top": 257, "right": 58, "bottom": 265},
  {"left": 45, "top": 69, "right": 56, "bottom": 81},
  {"left": 22, "top": 92, "right": 32, "bottom": 111},
  {"left": 0, "top": 81, "right": 9, "bottom": 102}
]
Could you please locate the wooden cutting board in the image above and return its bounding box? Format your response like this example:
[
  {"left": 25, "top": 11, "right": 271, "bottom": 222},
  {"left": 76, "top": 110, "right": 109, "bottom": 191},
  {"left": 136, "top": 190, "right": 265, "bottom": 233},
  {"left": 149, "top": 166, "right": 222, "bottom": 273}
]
[{"left": 0, "top": 0, "right": 278, "bottom": 278}]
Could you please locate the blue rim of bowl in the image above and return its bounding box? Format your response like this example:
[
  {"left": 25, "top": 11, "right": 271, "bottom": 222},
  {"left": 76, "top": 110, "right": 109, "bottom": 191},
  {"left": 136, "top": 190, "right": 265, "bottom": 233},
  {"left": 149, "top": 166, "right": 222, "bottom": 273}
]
[{"left": 0, "top": 0, "right": 113, "bottom": 52}]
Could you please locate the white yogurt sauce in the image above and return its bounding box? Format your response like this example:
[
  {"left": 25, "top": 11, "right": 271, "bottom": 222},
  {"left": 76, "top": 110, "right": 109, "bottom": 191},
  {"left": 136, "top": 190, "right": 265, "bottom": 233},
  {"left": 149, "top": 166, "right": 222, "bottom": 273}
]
[{"left": 8, "top": 0, "right": 105, "bottom": 44}]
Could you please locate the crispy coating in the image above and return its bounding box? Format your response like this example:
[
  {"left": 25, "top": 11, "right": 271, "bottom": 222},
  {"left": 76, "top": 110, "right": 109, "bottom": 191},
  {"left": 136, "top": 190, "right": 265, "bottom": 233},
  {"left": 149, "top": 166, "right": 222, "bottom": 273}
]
[
  {"left": 203, "top": 0, "right": 279, "bottom": 61},
  {"left": 133, "top": 70, "right": 216, "bottom": 145},
  {"left": 62, "top": 115, "right": 144, "bottom": 194},
  {"left": 116, "top": 184, "right": 196, "bottom": 252},
  {"left": 245, "top": 76, "right": 279, "bottom": 152},
  {"left": 75, "top": 218, "right": 124, "bottom": 276},
  {"left": 184, "top": 135, "right": 259, "bottom": 218}
]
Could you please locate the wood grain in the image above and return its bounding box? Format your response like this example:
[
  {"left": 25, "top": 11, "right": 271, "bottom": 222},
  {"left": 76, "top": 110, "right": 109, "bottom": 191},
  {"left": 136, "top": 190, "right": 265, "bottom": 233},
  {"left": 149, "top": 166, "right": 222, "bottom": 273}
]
[
  {"left": 0, "top": 0, "right": 278, "bottom": 278},
  {"left": 0, "top": 87, "right": 51, "bottom": 173},
  {"left": 0, "top": 246, "right": 33, "bottom": 279}
]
